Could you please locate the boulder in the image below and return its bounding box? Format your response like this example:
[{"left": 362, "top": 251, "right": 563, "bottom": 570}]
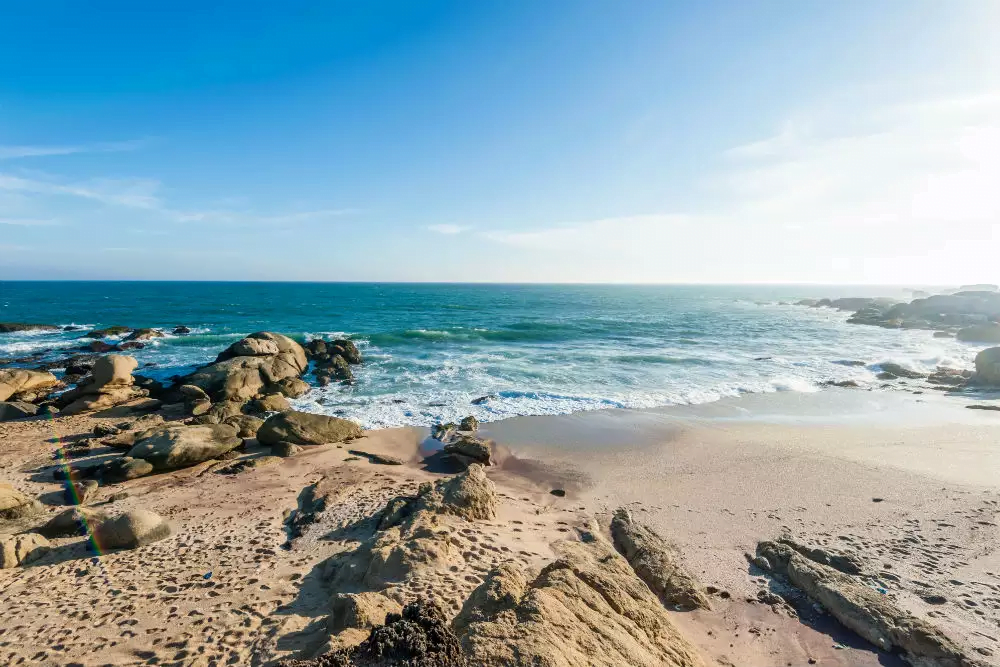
[
  {"left": 91, "top": 354, "right": 138, "bottom": 387},
  {"left": 252, "top": 393, "right": 291, "bottom": 413},
  {"left": 315, "top": 355, "right": 352, "bottom": 385},
  {"left": 0, "top": 401, "right": 39, "bottom": 421},
  {"left": 172, "top": 325, "right": 191, "bottom": 335},
  {"left": 0, "top": 533, "right": 50, "bottom": 568},
  {"left": 179, "top": 384, "right": 210, "bottom": 401},
  {"left": 878, "top": 362, "right": 926, "bottom": 379},
  {"left": 127, "top": 424, "right": 242, "bottom": 470},
  {"left": 60, "top": 386, "right": 147, "bottom": 416},
  {"left": 755, "top": 540, "right": 973, "bottom": 667},
  {"left": 85, "top": 325, "right": 131, "bottom": 338},
  {"left": 331, "top": 339, "right": 363, "bottom": 364},
  {"left": 273, "top": 377, "right": 311, "bottom": 398},
  {"left": 257, "top": 410, "right": 362, "bottom": 446},
  {"left": 185, "top": 332, "right": 308, "bottom": 402},
  {"left": 974, "top": 347, "right": 1000, "bottom": 385},
  {"left": 123, "top": 328, "right": 164, "bottom": 341},
  {"left": 63, "top": 479, "right": 99, "bottom": 505},
  {"left": 442, "top": 436, "right": 493, "bottom": 468},
  {"left": 0, "top": 482, "right": 43, "bottom": 520},
  {"left": 957, "top": 323, "right": 1000, "bottom": 343},
  {"left": 97, "top": 457, "right": 154, "bottom": 483},
  {"left": 87, "top": 340, "right": 118, "bottom": 353},
  {"left": 224, "top": 414, "right": 264, "bottom": 438},
  {"left": 94, "top": 509, "right": 171, "bottom": 549},
  {"left": 228, "top": 337, "right": 280, "bottom": 356},
  {"left": 459, "top": 415, "right": 479, "bottom": 432},
  {"left": 271, "top": 441, "right": 303, "bottom": 457},
  {"left": 610, "top": 508, "right": 711, "bottom": 610},
  {"left": 216, "top": 455, "right": 282, "bottom": 475},
  {"left": 0, "top": 369, "right": 59, "bottom": 402},
  {"left": 39, "top": 507, "right": 111, "bottom": 538},
  {"left": 427, "top": 463, "right": 497, "bottom": 522}
]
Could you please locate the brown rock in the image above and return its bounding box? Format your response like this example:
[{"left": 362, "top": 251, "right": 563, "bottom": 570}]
[
  {"left": 0, "top": 369, "right": 59, "bottom": 402},
  {"left": 330, "top": 591, "right": 403, "bottom": 632},
  {"left": 257, "top": 410, "right": 362, "bottom": 446},
  {"left": 127, "top": 424, "right": 242, "bottom": 470},
  {"left": 0, "top": 533, "right": 50, "bottom": 568},
  {"left": 0, "top": 482, "right": 43, "bottom": 520},
  {"left": 94, "top": 509, "right": 171, "bottom": 549}
]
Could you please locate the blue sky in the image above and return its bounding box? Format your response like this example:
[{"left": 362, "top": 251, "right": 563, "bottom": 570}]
[{"left": 0, "top": 1, "right": 998, "bottom": 283}]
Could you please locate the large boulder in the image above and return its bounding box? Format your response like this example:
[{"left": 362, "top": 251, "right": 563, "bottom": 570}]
[
  {"left": 39, "top": 507, "right": 111, "bottom": 538},
  {"left": 123, "top": 328, "right": 164, "bottom": 342},
  {"left": 973, "top": 347, "right": 1000, "bottom": 385},
  {"left": 0, "top": 482, "right": 42, "bottom": 520},
  {"left": 610, "top": 508, "right": 711, "bottom": 611},
  {"left": 957, "top": 324, "right": 1000, "bottom": 343},
  {"left": 0, "top": 401, "right": 40, "bottom": 421},
  {"left": 85, "top": 325, "right": 131, "bottom": 338},
  {"left": 94, "top": 509, "right": 171, "bottom": 549},
  {"left": 0, "top": 369, "right": 59, "bottom": 402},
  {"left": 257, "top": 410, "right": 362, "bottom": 446},
  {"left": 442, "top": 436, "right": 493, "bottom": 468},
  {"left": 331, "top": 339, "right": 363, "bottom": 364},
  {"left": 185, "top": 332, "right": 308, "bottom": 402},
  {"left": 0, "top": 533, "right": 50, "bottom": 568},
  {"left": 91, "top": 354, "right": 138, "bottom": 387},
  {"left": 59, "top": 354, "right": 146, "bottom": 416},
  {"left": 127, "top": 424, "right": 242, "bottom": 470}
]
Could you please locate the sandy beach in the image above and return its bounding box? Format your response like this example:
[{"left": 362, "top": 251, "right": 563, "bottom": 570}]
[{"left": 1, "top": 384, "right": 997, "bottom": 666}]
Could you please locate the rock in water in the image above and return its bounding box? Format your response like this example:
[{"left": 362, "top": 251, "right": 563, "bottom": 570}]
[
  {"left": 257, "top": 410, "right": 362, "bottom": 446},
  {"left": 85, "top": 325, "right": 131, "bottom": 338},
  {"left": 610, "top": 508, "right": 711, "bottom": 610},
  {"left": 0, "top": 482, "right": 43, "bottom": 520},
  {"left": 127, "top": 424, "right": 242, "bottom": 470},
  {"left": 331, "top": 338, "right": 363, "bottom": 364},
  {"left": 123, "top": 328, "right": 164, "bottom": 342},
  {"left": 0, "top": 533, "right": 51, "bottom": 568},
  {"left": 974, "top": 347, "right": 1000, "bottom": 385},
  {"left": 0, "top": 322, "right": 58, "bottom": 333},
  {"left": 878, "top": 362, "right": 926, "bottom": 379},
  {"left": 94, "top": 509, "right": 171, "bottom": 549},
  {"left": 459, "top": 415, "right": 479, "bottom": 431},
  {"left": 0, "top": 369, "right": 59, "bottom": 402},
  {"left": 755, "top": 539, "right": 974, "bottom": 667}
]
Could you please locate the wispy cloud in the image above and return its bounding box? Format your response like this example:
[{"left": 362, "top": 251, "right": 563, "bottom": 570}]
[
  {"left": 172, "top": 208, "right": 360, "bottom": 225},
  {"left": 0, "top": 217, "right": 58, "bottom": 226},
  {"left": 427, "top": 224, "right": 469, "bottom": 235},
  {"left": 0, "top": 172, "right": 163, "bottom": 209},
  {"left": 0, "top": 139, "right": 148, "bottom": 161}
]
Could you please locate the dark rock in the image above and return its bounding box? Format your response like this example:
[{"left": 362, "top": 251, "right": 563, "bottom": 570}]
[
  {"left": 0, "top": 322, "right": 58, "bottom": 333},
  {"left": 933, "top": 331, "right": 954, "bottom": 338},
  {"left": 0, "top": 401, "right": 39, "bottom": 421},
  {"left": 123, "top": 328, "right": 164, "bottom": 342},
  {"left": 271, "top": 441, "right": 303, "bottom": 457},
  {"left": 879, "top": 362, "right": 926, "bottom": 379},
  {"left": 85, "top": 326, "right": 131, "bottom": 339},
  {"left": 93, "top": 423, "right": 122, "bottom": 438},
  {"left": 331, "top": 339, "right": 363, "bottom": 364},
  {"left": 967, "top": 404, "right": 1000, "bottom": 411},
  {"left": 117, "top": 341, "right": 146, "bottom": 350},
  {"left": 549, "top": 489, "right": 566, "bottom": 497},
  {"left": 459, "top": 415, "right": 479, "bottom": 431},
  {"left": 87, "top": 340, "right": 118, "bottom": 353},
  {"left": 957, "top": 324, "right": 1000, "bottom": 343},
  {"left": 172, "top": 325, "right": 191, "bottom": 335},
  {"left": 97, "top": 457, "right": 154, "bottom": 483},
  {"left": 973, "top": 347, "right": 1000, "bottom": 385},
  {"left": 471, "top": 394, "right": 495, "bottom": 405}
]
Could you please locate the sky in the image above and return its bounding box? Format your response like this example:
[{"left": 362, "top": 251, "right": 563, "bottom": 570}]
[{"left": 0, "top": 1, "right": 998, "bottom": 283}]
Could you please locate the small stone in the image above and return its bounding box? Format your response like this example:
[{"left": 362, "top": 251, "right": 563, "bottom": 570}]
[{"left": 550, "top": 489, "right": 566, "bottom": 497}]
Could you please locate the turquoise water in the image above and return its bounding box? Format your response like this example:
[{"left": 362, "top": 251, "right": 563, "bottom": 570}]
[{"left": 0, "top": 282, "right": 981, "bottom": 428}]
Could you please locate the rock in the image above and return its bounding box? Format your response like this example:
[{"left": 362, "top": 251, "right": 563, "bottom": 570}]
[
  {"left": 97, "top": 457, "right": 154, "bottom": 483},
  {"left": 442, "top": 435, "right": 493, "bottom": 468},
  {"left": 330, "top": 591, "right": 404, "bottom": 632},
  {"left": 123, "top": 328, "right": 164, "bottom": 341},
  {"left": 39, "top": 507, "right": 111, "bottom": 537},
  {"left": 304, "top": 338, "right": 328, "bottom": 359},
  {"left": 91, "top": 354, "right": 138, "bottom": 387},
  {"left": 85, "top": 325, "right": 132, "bottom": 338},
  {"left": 775, "top": 536, "right": 865, "bottom": 576},
  {"left": 172, "top": 325, "right": 191, "bottom": 335},
  {"left": 93, "top": 423, "right": 122, "bottom": 437},
  {"left": 827, "top": 380, "right": 859, "bottom": 388},
  {"left": 87, "top": 340, "right": 118, "bottom": 353},
  {"left": 427, "top": 463, "right": 497, "bottom": 522},
  {"left": 610, "top": 507, "right": 711, "bottom": 610},
  {"left": 432, "top": 422, "right": 458, "bottom": 441},
  {"left": 94, "top": 509, "right": 171, "bottom": 549},
  {"left": 331, "top": 339, "right": 363, "bottom": 364},
  {"left": 879, "top": 362, "right": 926, "bottom": 379},
  {"left": 957, "top": 323, "right": 1000, "bottom": 343},
  {"left": 349, "top": 450, "right": 405, "bottom": 465},
  {"left": 0, "top": 401, "right": 39, "bottom": 421},
  {"left": 185, "top": 332, "right": 308, "bottom": 402},
  {"left": 933, "top": 331, "right": 954, "bottom": 338},
  {"left": 550, "top": 489, "right": 566, "bottom": 497},
  {"left": 459, "top": 415, "right": 479, "bottom": 431},
  {"left": 188, "top": 397, "right": 212, "bottom": 416},
  {"left": 280, "top": 601, "right": 464, "bottom": 667},
  {"left": 63, "top": 479, "right": 99, "bottom": 505},
  {"left": 456, "top": 534, "right": 705, "bottom": 667},
  {"left": 0, "top": 482, "right": 43, "bottom": 520},
  {"left": 127, "top": 424, "right": 242, "bottom": 470},
  {"left": 224, "top": 414, "right": 264, "bottom": 438},
  {"left": 0, "top": 322, "right": 58, "bottom": 333},
  {"left": 60, "top": 385, "right": 147, "bottom": 416},
  {"left": 252, "top": 393, "right": 291, "bottom": 413},
  {"left": 966, "top": 404, "right": 1000, "bottom": 411},
  {"left": 0, "top": 533, "right": 50, "bottom": 568},
  {"left": 216, "top": 455, "right": 282, "bottom": 475},
  {"left": 0, "top": 369, "right": 59, "bottom": 402},
  {"left": 179, "top": 384, "right": 210, "bottom": 401},
  {"left": 257, "top": 410, "right": 362, "bottom": 446},
  {"left": 271, "top": 441, "right": 303, "bottom": 457},
  {"left": 273, "top": 377, "right": 311, "bottom": 398},
  {"left": 755, "top": 540, "right": 973, "bottom": 667},
  {"left": 973, "top": 347, "right": 1000, "bottom": 385},
  {"left": 315, "top": 355, "right": 353, "bottom": 384},
  {"left": 471, "top": 394, "right": 495, "bottom": 405},
  {"left": 927, "top": 368, "right": 968, "bottom": 387}
]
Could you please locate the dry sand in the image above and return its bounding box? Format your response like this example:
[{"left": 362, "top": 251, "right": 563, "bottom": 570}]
[{"left": 0, "top": 387, "right": 997, "bottom": 666}]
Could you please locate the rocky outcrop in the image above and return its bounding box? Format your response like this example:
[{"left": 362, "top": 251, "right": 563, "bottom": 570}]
[
  {"left": 459, "top": 416, "right": 478, "bottom": 432},
  {"left": 847, "top": 291, "right": 1000, "bottom": 331},
  {"left": 252, "top": 393, "right": 291, "bottom": 413},
  {"left": 0, "top": 401, "right": 40, "bottom": 421},
  {"left": 184, "top": 332, "right": 308, "bottom": 403},
  {"left": 85, "top": 326, "right": 131, "bottom": 338},
  {"left": 456, "top": 533, "right": 705, "bottom": 667},
  {"left": 878, "top": 362, "right": 926, "bottom": 379},
  {"left": 224, "top": 414, "right": 264, "bottom": 438},
  {"left": 756, "top": 539, "right": 977, "bottom": 667},
  {"left": 973, "top": 347, "right": 1000, "bottom": 385},
  {"left": 94, "top": 509, "right": 172, "bottom": 550},
  {"left": 123, "top": 328, "right": 164, "bottom": 342},
  {"left": 257, "top": 410, "right": 362, "bottom": 446},
  {"left": 956, "top": 323, "right": 1000, "bottom": 343},
  {"left": 441, "top": 436, "right": 493, "bottom": 468},
  {"left": 0, "top": 369, "right": 59, "bottom": 402},
  {"left": 127, "top": 424, "right": 242, "bottom": 470},
  {"left": 0, "top": 482, "right": 43, "bottom": 520},
  {"left": 330, "top": 591, "right": 404, "bottom": 633},
  {"left": 0, "top": 322, "right": 58, "bottom": 333},
  {"left": 58, "top": 354, "right": 151, "bottom": 415},
  {"left": 307, "top": 337, "right": 363, "bottom": 386},
  {"left": 0, "top": 533, "right": 51, "bottom": 568},
  {"left": 610, "top": 508, "right": 711, "bottom": 610}
]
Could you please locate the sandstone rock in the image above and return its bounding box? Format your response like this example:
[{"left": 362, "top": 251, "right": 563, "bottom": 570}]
[
  {"left": 0, "top": 533, "right": 50, "bottom": 568},
  {"left": 957, "top": 323, "right": 1000, "bottom": 343},
  {"left": 273, "top": 377, "right": 311, "bottom": 398},
  {"left": 39, "top": 507, "right": 111, "bottom": 538},
  {"left": 97, "top": 457, "right": 154, "bottom": 483},
  {"left": 272, "top": 441, "right": 303, "bottom": 457},
  {"left": 775, "top": 536, "right": 865, "bottom": 575},
  {"left": 315, "top": 355, "right": 352, "bottom": 385},
  {"left": 94, "top": 423, "right": 121, "bottom": 437},
  {"left": 0, "top": 369, "right": 59, "bottom": 402},
  {"left": 91, "top": 354, "right": 138, "bottom": 387},
  {"left": 224, "top": 414, "right": 264, "bottom": 438},
  {"left": 0, "top": 483, "right": 43, "bottom": 520},
  {"left": 442, "top": 436, "right": 492, "bottom": 468},
  {"left": 185, "top": 332, "right": 308, "bottom": 402},
  {"left": 229, "top": 337, "right": 281, "bottom": 356},
  {"left": 216, "top": 455, "right": 282, "bottom": 475},
  {"left": 610, "top": 507, "right": 711, "bottom": 610},
  {"left": 94, "top": 509, "right": 171, "bottom": 549},
  {"left": 252, "top": 393, "right": 292, "bottom": 413},
  {"left": 123, "top": 328, "right": 164, "bottom": 341},
  {"left": 756, "top": 540, "right": 974, "bottom": 667},
  {"left": 257, "top": 410, "right": 362, "bottom": 446},
  {"left": 427, "top": 464, "right": 497, "bottom": 522},
  {"left": 973, "top": 347, "right": 1000, "bottom": 385},
  {"left": 0, "top": 401, "right": 39, "bottom": 421},
  {"left": 179, "top": 384, "right": 210, "bottom": 401},
  {"left": 60, "top": 386, "right": 147, "bottom": 416},
  {"left": 188, "top": 397, "right": 212, "bottom": 416},
  {"left": 456, "top": 535, "right": 705, "bottom": 667},
  {"left": 459, "top": 415, "right": 479, "bottom": 432},
  {"left": 127, "top": 424, "right": 242, "bottom": 470},
  {"left": 330, "top": 591, "right": 403, "bottom": 632}
]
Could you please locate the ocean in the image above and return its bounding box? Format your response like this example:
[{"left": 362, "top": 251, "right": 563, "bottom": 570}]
[{"left": 0, "top": 282, "right": 980, "bottom": 428}]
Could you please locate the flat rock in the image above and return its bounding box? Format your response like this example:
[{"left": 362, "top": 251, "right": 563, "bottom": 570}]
[
  {"left": 0, "top": 369, "right": 59, "bottom": 402},
  {"left": 127, "top": 424, "right": 242, "bottom": 470},
  {"left": 257, "top": 410, "right": 362, "bottom": 446},
  {"left": 0, "top": 401, "right": 40, "bottom": 421},
  {"left": 349, "top": 450, "right": 405, "bottom": 465},
  {"left": 0, "top": 482, "right": 43, "bottom": 520}
]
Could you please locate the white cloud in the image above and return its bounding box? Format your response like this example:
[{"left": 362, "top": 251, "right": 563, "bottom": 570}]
[
  {"left": 0, "top": 139, "right": 148, "bottom": 160},
  {"left": 427, "top": 224, "right": 469, "bottom": 235}
]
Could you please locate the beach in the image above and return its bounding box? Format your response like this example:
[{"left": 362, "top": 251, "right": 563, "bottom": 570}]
[{"left": 0, "top": 385, "right": 997, "bottom": 666}]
